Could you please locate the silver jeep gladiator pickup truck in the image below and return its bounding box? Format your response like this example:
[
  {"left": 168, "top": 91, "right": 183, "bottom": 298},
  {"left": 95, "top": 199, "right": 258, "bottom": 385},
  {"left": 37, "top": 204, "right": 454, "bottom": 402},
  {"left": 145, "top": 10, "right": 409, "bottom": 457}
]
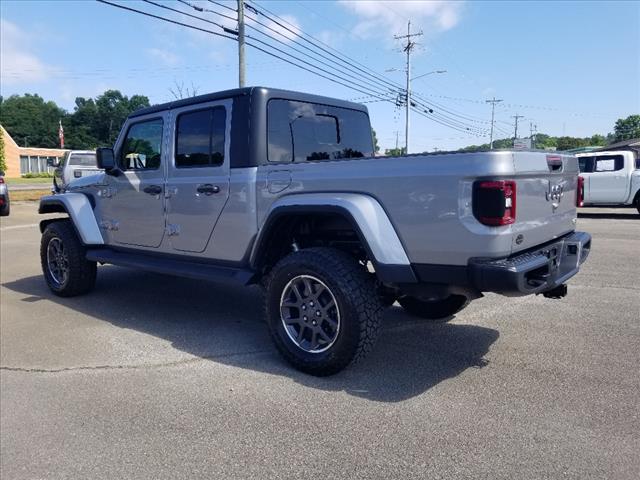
[{"left": 38, "top": 87, "right": 591, "bottom": 375}]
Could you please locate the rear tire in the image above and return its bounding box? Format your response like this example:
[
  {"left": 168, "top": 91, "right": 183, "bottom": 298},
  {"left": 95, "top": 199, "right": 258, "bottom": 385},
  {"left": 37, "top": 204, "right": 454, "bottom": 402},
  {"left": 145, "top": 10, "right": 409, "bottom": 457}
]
[
  {"left": 264, "top": 247, "right": 383, "bottom": 376},
  {"left": 399, "top": 294, "right": 469, "bottom": 322},
  {"left": 41, "top": 220, "right": 97, "bottom": 297}
]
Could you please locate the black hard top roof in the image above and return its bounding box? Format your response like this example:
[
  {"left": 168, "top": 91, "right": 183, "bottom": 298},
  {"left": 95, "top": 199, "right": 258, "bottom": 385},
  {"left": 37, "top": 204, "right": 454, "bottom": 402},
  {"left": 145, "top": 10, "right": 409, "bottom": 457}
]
[{"left": 129, "top": 86, "right": 368, "bottom": 118}]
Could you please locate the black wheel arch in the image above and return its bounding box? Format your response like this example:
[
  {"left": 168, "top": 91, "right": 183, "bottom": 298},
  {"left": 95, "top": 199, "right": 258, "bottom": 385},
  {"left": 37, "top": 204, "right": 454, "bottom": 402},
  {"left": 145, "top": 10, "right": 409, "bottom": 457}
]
[{"left": 250, "top": 205, "right": 417, "bottom": 284}]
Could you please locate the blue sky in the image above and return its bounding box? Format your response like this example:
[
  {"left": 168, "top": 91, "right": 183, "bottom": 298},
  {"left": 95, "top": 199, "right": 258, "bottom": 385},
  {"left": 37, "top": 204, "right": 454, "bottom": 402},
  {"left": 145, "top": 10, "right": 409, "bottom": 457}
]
[{"left": 1, "top": 0, "right": 638, "bottom": 152}]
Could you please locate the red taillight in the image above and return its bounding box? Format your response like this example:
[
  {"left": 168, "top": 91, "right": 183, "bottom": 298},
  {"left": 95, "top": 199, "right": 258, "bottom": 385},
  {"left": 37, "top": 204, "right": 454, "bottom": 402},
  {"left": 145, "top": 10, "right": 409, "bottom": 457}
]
[
  {"left": 576, "top": 176, "right": 584, "bottom": 207},
  {"left": 473, "top": 180, "right": 517, "bottom": 226}
]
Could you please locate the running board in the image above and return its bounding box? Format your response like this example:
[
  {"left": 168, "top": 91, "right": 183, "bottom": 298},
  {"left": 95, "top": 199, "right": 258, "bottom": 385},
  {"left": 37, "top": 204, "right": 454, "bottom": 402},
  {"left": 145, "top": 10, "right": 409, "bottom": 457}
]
[{"left": 86, "top": 249, "right": 255, "bottom": 286}]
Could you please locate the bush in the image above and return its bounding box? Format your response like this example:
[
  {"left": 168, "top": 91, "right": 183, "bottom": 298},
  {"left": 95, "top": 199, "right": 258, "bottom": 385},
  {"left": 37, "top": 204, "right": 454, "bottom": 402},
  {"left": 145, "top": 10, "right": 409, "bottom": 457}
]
[{"left": 22, "top": 172, "right": 54, "bottom": 178}]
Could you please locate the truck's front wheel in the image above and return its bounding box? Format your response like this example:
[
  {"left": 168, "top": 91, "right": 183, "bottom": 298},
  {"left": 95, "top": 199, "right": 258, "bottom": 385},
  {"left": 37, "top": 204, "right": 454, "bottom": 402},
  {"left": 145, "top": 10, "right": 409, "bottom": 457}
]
[
  {"left": 264, "top": 247, "right": 383, "bottom": 376},
  {"left": 399, "top": 295, "right": 469, "bottom": 322},
  {"left": 41, "top": 220, "right": 97, "bottom": 297}
]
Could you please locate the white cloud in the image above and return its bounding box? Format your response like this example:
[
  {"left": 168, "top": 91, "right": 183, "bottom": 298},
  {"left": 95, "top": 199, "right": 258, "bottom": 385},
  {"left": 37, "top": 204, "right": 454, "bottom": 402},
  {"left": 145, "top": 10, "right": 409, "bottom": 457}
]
[
  {"left": 316, "top": 30, "right": 345, "bottom": 48},
  {"left": 0, "top": 19, "right": 53, "bottom": 86},
  {"left": 147, "top": 48, "right": 181, "bottom": 67},
  {"left": 339, "top": 1, "right": 464, "bottom": 40},
  {"left": 262, "top": 14, "right": 301, "bottom": 43}
]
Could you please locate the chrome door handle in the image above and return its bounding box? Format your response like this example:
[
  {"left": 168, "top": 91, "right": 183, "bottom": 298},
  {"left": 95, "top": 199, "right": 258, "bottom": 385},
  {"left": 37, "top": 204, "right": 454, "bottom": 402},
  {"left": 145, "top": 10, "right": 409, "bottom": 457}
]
[{"left": 196, "top": 184, "right": 220, "bottom": 195}]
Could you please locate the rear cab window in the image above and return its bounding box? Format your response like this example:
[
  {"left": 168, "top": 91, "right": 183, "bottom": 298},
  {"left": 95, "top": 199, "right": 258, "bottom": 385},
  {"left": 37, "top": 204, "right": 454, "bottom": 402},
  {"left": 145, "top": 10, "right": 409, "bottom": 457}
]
[
  {"left": 68, "top": 153, "right": 96, "bottom": 167},
  {"left": 267, "top": 99, "right": 373, "bottom": 163}
]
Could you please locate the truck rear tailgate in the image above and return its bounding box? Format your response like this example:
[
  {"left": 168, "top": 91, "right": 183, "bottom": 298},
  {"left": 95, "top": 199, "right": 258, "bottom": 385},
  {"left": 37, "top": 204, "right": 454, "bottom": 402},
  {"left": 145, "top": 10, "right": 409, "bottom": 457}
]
[{"left": 510, "top": 152, "right": 578, "bottom": 254}]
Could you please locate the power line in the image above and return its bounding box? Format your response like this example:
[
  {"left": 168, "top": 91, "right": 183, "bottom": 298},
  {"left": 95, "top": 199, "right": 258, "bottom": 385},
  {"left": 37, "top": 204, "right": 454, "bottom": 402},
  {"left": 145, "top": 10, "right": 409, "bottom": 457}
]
[
  {"left": 143, "top": 0, "right": 236, "bottom": 33},
  {"left": 96, "top": 0, "right": 237, "bottom": 41},
  {"left": 179, "top": 0, "right": 400, "bottom": 100},
  {"left": 248, "top": 1, "right": 492, "bottom": 135},
  {"left": 201, "top": 3, "right": 488, "bottom": 135},
  {"left": 99, "top": 1, "right": 396, "bottom": 105},
  {"left": 97, "top": 0, "right": 489, "bottom": 137}
]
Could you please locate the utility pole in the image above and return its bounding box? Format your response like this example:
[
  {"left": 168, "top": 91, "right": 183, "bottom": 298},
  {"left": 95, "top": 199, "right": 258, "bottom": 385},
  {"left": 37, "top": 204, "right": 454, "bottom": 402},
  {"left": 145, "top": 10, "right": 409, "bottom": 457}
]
[
  {"left": 237, "top": 0, "right": 245, "bottom": 88},
  {"left": 394, "top": 21, "right": 422, "bottom": 154},
  {"left": 512, "top": 113, "right": 524, "bottom": 143},
  {"left": 530, "top": 122, "right": 537, "bottom": 149},
  {"left": 485, "top": 97, "right": 503, "bottom": 150}
]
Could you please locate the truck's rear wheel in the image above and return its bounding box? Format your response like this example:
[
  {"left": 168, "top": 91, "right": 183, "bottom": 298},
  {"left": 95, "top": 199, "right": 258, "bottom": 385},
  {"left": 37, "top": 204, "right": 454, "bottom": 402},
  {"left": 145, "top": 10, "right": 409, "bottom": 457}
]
[
  {"left": 41, "top": 220, "right": 97, "bottom": 297},
  {"left": 264, "top": 247, "right": 383, "bottom": 376},
  {"left": 399, "top": 294, "right": 469, "bottom": 322}
]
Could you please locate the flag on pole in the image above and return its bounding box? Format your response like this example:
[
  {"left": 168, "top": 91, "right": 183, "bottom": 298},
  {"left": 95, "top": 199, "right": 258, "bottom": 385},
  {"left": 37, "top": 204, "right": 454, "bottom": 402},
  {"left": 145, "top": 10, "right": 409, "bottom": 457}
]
[{"left": 58, "top": 120, "right": 65, "bottom": 149}]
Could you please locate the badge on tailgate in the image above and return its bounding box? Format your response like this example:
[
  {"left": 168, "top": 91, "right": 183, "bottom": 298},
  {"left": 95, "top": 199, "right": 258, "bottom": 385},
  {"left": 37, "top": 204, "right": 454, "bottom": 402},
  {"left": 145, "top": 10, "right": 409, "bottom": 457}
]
[{"left": 545, "top": 180, "right": 565, "bottom": 211}]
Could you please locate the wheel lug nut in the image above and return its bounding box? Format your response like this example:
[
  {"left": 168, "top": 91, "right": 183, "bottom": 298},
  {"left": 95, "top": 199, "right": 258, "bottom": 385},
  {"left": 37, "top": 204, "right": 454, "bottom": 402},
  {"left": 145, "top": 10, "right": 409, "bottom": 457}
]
[
  {"left": 303, "top": 316, "right": 308, "bottom": 322},
  {"left": 316, "top": 311, "right": 321, "bottom": 316},
  {"left": 312, "top": 321, "right": 317, "bottom": 326},
  {"left": 310, "top": 301, "right": 314, "bottom": 307},
  {"left": 301, "top": 305, "right": 306, "bottom": 310}
]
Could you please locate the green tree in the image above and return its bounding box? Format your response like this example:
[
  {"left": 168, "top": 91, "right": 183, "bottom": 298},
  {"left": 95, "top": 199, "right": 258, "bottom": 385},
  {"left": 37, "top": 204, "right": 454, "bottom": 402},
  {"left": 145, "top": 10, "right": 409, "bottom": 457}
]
[
  {"left": 556, "top": 136, "right": 588, "bottom": 151},
  {"left": 66, "top": 91, "right": 150, "bottom": 149},
  {"left": 371, "top": 128, "right": 380, "bottom": 153},
  {"left": 0, "top": 91, "right": 150, "bottom": 151},
  {"left": 589, "top": 134, "right": 607, "bottom": 146},
  {"left": 612, "top": 115, "right": 640, "bottom": 142},
  {"left": 0, "top": 94, "right": 66, "bottom": 148},
  {"left": 384, "top": 147, "right": 406, "bottom": 156}
]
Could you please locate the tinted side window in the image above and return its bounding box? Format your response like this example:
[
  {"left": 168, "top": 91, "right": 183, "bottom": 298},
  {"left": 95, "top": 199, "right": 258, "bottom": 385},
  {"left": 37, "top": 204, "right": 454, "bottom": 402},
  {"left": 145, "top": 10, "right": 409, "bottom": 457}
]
[
  {"left": 120, "top": 119, "right": 164, "bottom": 170},
  {"left": 175, "top": 107, "right": 226, "bottom": 168},
  {"left": 578, "top": 157, "right": 594, "bottom": 173},
  {"left": 594, "top": 155, "right": 624, "bottom": 172},
  {"left": 267, "top": 99, "right": 373, "bottom": 163}
]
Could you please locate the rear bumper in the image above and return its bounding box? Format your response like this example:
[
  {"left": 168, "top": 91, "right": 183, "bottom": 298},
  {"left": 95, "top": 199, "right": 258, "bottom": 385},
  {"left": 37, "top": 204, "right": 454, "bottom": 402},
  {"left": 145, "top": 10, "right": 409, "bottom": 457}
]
[
  {"left": 469, "top": 231, "right": 591, "bottom": 295},
  {"left": 412, "top": 231, "right": 591, "bottom": 297}
]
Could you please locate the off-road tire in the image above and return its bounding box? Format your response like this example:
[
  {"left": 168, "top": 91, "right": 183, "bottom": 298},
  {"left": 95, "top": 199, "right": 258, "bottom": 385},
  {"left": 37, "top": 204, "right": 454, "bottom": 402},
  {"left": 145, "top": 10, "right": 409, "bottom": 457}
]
[
  {"left": 264, "top": 247, "right": 383, "bottom": 376},
  {"left": 41, "top": 220, "right": 97, "bottom": 297},
  {"left": 399, "top": 294, "right": 469, "bottom": 322}
]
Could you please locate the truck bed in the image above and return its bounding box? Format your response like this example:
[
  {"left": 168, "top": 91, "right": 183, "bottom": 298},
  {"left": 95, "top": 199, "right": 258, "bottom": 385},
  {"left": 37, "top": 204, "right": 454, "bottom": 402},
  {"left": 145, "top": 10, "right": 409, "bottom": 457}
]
[{"left": 260, "top": 150, "right": 579, "bottom": 266}]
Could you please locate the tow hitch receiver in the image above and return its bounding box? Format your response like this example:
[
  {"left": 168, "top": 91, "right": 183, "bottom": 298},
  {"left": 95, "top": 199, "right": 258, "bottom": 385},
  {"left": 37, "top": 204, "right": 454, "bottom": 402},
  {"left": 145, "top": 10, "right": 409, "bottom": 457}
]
[{"left": 541, "top": 284, "right": 568, "bottom": 299}]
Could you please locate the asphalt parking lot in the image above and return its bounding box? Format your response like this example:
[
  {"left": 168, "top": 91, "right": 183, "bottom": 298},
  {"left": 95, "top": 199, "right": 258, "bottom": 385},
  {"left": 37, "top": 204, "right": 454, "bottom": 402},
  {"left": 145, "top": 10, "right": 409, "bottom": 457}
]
[{"left": 1, "top": 202, "right": 639, "bottom": 479}]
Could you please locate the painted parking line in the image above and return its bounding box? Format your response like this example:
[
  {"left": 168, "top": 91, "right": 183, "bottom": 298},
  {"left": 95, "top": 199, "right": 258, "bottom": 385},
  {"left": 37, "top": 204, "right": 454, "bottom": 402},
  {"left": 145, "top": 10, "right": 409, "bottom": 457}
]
[{"left": 0, "top": 223, "right": 39, "bottom": 232}]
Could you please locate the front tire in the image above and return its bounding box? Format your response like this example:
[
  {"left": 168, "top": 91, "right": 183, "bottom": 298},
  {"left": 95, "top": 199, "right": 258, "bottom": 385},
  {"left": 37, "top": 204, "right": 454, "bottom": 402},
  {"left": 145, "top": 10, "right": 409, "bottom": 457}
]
[
  {"left": 399, "top": 294, "right": 469, "bottom": 322},
  {"left": 264, "top": 247, "right": 383, "bottom": 376},
  {"left": 41, "top": 220, "right": 97, "bottom": 297}
]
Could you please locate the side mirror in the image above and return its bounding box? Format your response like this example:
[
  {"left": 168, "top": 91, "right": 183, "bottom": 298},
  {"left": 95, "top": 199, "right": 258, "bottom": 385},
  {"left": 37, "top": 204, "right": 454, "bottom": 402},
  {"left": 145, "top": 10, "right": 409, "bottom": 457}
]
[
  {"left": 47, "top": 158, "right": 60, "bottom": 167},
  {"left": 96, "top": 147, "right": 117, "bottom": 174}
]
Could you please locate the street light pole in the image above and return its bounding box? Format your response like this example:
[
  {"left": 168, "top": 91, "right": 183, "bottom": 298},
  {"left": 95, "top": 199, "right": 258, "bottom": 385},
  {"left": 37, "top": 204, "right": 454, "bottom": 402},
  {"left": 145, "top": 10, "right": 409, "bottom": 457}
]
[{"left": 411, "top": 70, "right": 447, "bottom": 81}]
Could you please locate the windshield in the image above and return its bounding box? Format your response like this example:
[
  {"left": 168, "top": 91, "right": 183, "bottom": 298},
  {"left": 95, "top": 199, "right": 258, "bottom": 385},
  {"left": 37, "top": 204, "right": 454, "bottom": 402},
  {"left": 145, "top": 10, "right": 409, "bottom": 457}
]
[{"left": 69, "top": 153, "right": 97, "bottom": 167}]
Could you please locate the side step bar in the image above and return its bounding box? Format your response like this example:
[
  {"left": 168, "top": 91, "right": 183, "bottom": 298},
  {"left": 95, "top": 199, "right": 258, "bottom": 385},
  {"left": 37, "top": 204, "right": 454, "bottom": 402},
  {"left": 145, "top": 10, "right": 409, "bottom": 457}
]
[{"left": 86, "top": 249, "right": 255, "bottom": 286}]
